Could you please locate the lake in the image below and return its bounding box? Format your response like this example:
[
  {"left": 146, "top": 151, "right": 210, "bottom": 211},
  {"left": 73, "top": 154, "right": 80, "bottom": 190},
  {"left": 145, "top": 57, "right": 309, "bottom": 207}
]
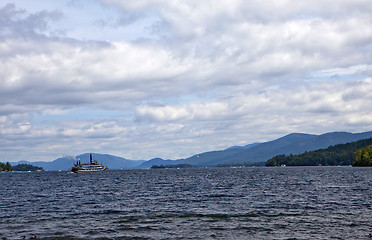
[{"left": 1, "top": 167, "right": 372, "bottom": 239}]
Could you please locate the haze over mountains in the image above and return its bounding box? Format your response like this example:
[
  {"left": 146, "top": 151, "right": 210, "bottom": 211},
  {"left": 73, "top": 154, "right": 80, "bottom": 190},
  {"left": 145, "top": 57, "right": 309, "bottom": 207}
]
[{"left": 11, "top": 131, "right": 372, "bottom": 171}]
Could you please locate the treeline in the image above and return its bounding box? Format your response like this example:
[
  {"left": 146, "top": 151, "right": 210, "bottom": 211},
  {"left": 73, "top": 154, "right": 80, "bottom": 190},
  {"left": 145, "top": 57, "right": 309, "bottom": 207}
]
[
  {"left": 151, "top": 164, "right": 194, "bottom": 169},
  {"left": 12, "top": 164, "right": 44, "bottom": 171},
  {"left": 266, "top": 137, "right": 372, "bottom": 166},
  {"left": 0, "top": 162, "right": 44, "bottom": 172},
  {"left": 0, "top": 162, "right": 12, "bottom": 171},
  {"left": 353, "top": 145, "right": 372, "bottom": 166},
  {"left": 216, "top": 162, "right": 266, "bottom": 167}
]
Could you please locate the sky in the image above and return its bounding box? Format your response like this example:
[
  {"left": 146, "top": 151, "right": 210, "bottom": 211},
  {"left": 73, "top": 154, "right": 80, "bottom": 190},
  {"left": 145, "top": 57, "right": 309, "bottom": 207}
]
[{"left": 1, "top": 0, "right": 372, "bottom": 162}]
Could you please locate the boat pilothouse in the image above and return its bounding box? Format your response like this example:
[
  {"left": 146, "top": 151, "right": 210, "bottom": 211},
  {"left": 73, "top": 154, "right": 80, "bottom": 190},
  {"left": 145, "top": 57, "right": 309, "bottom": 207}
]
[{"left": 71, "top": 154, "right": 107, "bottom": 173}]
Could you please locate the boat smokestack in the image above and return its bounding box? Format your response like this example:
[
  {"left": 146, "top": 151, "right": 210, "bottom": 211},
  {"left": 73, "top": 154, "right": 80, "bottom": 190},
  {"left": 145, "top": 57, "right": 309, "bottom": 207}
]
[{"left": 90, "top": 154, "right": 92, "bottom": 164}]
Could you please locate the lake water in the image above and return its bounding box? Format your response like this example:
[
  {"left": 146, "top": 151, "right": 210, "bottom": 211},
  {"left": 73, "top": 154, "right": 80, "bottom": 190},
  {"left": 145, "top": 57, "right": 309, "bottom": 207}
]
[{"left": 1, "top": 167, "right": 372, "bottom": 239}]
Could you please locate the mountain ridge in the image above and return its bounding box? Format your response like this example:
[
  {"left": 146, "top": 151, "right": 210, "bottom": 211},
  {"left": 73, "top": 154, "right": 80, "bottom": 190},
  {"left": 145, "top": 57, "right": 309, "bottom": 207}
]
[
  {"left": 8, "top": 131, "right": 372, "bottom": 170},
  {"left": 205, "top": 131, "right": 372, "bottom": 166}
]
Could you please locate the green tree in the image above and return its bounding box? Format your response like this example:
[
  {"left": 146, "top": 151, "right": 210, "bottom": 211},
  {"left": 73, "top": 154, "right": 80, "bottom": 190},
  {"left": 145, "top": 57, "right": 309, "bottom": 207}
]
[
  {"left": 0, "top": 162, "right": 12, "bottom": 171},
  {"left": 352, "top": 145, "right": 372, "bottom": 166},
  {"left": 6, "top": 162, "right": 12, "bottom": 171}
]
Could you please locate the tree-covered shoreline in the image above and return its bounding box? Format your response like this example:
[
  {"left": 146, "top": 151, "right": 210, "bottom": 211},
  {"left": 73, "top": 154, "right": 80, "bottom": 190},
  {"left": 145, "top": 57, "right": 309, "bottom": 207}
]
[
  {"left": 266, "top": 138, "right": 372, "bottom": 167},
  {"left": 151, "top": 164, "right": 194, "bottom": 169},
  {"left": 0, "top": 162, "right": 44, "bottom": 172}
]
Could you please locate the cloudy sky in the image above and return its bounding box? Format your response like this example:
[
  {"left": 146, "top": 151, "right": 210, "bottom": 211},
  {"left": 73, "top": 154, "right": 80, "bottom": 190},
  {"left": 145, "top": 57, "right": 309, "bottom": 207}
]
[{"left": 1, "top": 0, "right": 372, "bottom": 162}]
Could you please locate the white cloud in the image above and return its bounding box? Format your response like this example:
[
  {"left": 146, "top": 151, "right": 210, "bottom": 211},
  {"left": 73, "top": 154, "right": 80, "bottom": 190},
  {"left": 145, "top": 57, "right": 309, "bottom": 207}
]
[
  {"left": 314, "top": 65, "right": 372, "bottom": 78},
  {"left": 136, "top": 102, "right": 228, "bottom": 122},
  {"left": 0, "top": 38, "right": 197, "bottom": 108}
]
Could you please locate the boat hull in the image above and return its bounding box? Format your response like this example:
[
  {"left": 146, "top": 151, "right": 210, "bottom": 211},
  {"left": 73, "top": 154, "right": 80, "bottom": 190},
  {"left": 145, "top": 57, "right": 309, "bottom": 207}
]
[{"left": 71, "top": 166, "right": 107, "bottom": 173}]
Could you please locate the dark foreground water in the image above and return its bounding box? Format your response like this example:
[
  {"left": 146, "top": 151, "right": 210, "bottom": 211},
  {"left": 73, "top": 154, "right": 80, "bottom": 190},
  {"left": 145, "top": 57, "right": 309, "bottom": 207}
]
[{"left": 1, "top": 167, "right": 372, "bottom": 240}]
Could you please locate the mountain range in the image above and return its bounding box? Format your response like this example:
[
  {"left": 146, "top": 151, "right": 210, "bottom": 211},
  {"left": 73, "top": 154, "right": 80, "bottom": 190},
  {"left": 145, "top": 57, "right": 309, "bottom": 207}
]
[
  {"left": 10, "top": 131, "right": 372, "bottom": 170},
  {"left": 15, "top": 154, "right": 145, "bottom": 171}
]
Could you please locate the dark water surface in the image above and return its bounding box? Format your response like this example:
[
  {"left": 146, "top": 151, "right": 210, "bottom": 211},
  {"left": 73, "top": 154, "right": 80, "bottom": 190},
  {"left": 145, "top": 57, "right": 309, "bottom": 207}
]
[{"left": 1, "top": 167, "right": 372, "bottom": 239}]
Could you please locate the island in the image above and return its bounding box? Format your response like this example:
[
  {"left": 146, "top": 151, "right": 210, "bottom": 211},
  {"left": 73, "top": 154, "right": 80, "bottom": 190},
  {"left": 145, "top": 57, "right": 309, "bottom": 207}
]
[
  {"left": 12, "top": 164, "right": 44, "bottom": 172},
  {"left": 0, "top": 162, "right": 44, "bottom": 172}
]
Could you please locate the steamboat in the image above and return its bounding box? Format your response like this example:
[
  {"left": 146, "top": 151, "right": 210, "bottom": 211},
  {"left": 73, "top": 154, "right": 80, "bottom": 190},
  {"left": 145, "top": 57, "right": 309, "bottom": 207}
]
[{"left": 71, "top": 154, "right": 107, "bottom": 173}]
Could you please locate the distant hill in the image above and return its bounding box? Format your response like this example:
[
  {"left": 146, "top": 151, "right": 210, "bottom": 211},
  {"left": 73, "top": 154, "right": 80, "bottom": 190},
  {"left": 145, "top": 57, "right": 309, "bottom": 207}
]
[
  {"left": 174, "top": 131, "right": 372, "bottom": 167},
  {"left": 21, "top": 156, "right": 77, "bottom": 171},
  {"left": 136, "top": 158, "right": 175, "bottom": 169},
  {"left": 173, "top": 133, "right": 314, "bottom": 166},
  {"left": 224, "top": 142, "right": 261, "bottom": 150},
  {"left": 75, "top": 153, "right": 144, "bottom": 170}
]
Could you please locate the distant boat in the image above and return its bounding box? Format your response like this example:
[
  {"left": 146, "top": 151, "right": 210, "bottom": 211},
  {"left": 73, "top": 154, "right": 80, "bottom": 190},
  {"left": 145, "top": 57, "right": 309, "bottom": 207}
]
[{"left": 71, "top": 154, "right": 107, "bottom": 173}]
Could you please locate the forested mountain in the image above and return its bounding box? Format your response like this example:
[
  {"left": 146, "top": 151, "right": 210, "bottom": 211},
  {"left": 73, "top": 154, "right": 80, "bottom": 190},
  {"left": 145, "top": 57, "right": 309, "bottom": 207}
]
[
  {"left": 266, "top": 137, "right": 372, "bottom": 166},
  {"left": 176, "top": 131, "right": 372, "bottom": 166}
]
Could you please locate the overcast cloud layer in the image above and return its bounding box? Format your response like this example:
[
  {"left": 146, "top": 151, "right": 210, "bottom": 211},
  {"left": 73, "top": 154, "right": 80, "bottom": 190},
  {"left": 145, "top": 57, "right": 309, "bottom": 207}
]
[{"left": 1, "top": 0, "right": 372, "bottom": 162}]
